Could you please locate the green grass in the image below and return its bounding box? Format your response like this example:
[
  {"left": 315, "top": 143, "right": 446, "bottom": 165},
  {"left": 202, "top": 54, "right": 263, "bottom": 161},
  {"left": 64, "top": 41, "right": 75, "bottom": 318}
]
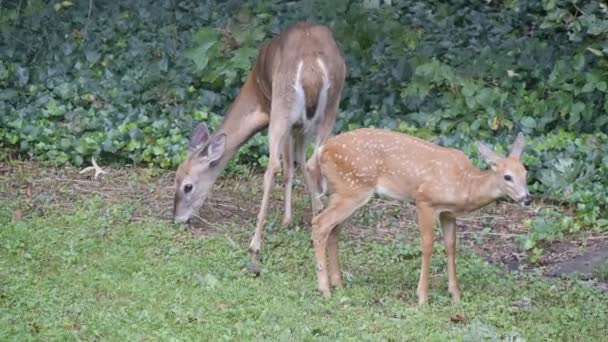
[
  {"left": 593, "top": 262, "right": 608, "bottom": 282},
  {"left": 1, "top": 198, "right": 607, "bottom": 341}
]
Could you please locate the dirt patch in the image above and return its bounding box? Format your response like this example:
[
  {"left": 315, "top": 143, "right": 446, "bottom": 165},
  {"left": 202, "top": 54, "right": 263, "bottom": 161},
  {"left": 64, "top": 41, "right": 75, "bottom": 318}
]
[{"left": 2, "top": 161, "right": 607, "bottom": 283}]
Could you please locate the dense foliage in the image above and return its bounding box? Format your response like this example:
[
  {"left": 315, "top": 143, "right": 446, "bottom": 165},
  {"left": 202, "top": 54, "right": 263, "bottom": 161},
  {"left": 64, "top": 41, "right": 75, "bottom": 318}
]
[{"left": 1, "top": 1, "right": 607, "bottom": 237}]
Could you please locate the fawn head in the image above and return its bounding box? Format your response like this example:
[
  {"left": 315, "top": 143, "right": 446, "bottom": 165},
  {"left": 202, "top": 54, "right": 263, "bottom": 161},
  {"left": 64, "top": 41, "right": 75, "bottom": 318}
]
[
  {"left": 173, "top": 123, "right": 227, "bottom": 224},
  {"left": 478, "top": 132, "right": 532, "bottom": 207}
]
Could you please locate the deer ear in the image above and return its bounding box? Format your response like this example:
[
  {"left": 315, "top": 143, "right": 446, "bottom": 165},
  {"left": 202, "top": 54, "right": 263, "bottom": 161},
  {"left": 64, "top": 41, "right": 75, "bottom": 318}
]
[
  {"left": 206, "top": 134, "right": 226, "bottom": 163},
  {"left": 509, "top": 132, "right": 526, "bottom": 159},
  {"left": 477, "top": 141, "right": 501, "bottom": 168},
  {"left": 188, "top": 122, "right": 210, "bottom": 152}
]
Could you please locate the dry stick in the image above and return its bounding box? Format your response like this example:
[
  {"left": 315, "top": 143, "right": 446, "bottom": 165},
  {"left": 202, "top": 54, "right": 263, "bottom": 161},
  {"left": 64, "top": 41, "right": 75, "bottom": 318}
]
[
  {"left": 458, "top": 215, "right": 508, "bottom": 221},
  {"left": 159, "top": 207, "right": 173, "bottom": 217},
  {"left": 15, "top": 0, "right": 22, "bottom": 21},
  {"left": 214, "top": 202, "right": 239, "bottom": 210},
  {"left": 193, "top": 214, "right": 225, "bottom": 232},
  {"left": 458, "top": 231, "right": 524, "bottom": 238},
  {"left": 83, "top": 0, "right": 94, "bottom": 39}
]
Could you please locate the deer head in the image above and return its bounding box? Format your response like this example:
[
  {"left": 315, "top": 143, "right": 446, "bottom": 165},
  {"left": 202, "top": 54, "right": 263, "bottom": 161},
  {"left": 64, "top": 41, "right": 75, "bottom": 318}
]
[
  {"left": 173, "top": 123, "right": 227, "bottom": 223},
  {"left": 477, "top": 132, "right": 531, "bottom": 207}
]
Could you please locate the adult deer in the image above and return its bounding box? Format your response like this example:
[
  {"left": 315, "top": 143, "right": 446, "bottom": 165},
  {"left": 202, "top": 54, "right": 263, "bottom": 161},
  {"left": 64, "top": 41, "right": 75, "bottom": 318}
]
[
  {"left": 306, "top": 128, "right": 532, "bottom": 305},
  {"left": 173, "top": 22, "right": 346, "bottom": 273}
]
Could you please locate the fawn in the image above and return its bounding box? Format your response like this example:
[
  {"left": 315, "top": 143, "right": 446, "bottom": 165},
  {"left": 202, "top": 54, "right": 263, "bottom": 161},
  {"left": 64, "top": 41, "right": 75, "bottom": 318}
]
[{"left": 306, "top": 128, "right": 531, "bottom": 305}]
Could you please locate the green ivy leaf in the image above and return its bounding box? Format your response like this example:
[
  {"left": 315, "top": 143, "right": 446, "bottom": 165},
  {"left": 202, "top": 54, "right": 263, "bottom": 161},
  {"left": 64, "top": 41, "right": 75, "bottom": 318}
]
[
  {"left": 521, "top": 117, "right": 536, "bottom": 129},
  {"left": 185, "top": 27, "right": 220, "bottom": 72},
  {"left": 573, "top": 54, "right": 585, "bottom": 71}
]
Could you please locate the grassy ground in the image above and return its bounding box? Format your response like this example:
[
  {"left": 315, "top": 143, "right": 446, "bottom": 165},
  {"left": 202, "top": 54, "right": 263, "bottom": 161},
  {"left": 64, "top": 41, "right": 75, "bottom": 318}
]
[{"left": 1, "top": 163, "right": 607, "bottom": 340}]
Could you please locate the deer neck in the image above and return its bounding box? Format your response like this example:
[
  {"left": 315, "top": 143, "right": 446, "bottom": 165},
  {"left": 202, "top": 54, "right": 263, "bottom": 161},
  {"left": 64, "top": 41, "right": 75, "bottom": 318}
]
[
  {"left": 463, "top": 168, "right": 503, "bottom": 211},
  {"left": 213, "top": 73, "right": 271, "bottom": 167}
]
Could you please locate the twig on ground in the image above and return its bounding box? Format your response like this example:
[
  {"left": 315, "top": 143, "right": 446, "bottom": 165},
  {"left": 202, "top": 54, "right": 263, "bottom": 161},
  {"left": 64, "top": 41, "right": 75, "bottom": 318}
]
[
  {"left": 193, "top": 214, "right": 225, "bottom": 232},
  {"left": 458, "top": 215, "right": 505, "bottom": 221},
  {"left": 458, "top": 231, "right": 524, "bottom": 238},
  {"left": 83, "top": 0, "right": 94, "bottom": 39}
]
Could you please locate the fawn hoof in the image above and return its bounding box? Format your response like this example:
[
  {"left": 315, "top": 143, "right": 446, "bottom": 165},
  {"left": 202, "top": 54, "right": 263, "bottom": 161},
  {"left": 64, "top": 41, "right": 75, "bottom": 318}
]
[
  {"left": 319, "top": 288, "right": 331, "bottom": 299},
  {"left": 417, "top": 292, "right": 428, "bottom": 306},
  {"left": 448, "top": 284, "right": 461, "bottom": 304},
  {"left": 330, "top": 277, "right": 343, "bottom": 289},
  {"left": 281, "top": 216, "right": 293, "bottom": 228}
]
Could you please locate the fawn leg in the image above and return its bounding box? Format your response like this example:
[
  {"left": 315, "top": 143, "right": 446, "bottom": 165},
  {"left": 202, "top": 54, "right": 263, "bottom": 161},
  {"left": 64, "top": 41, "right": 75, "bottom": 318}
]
[
  {"left": 440, "top": 212, "right": 461, "bottom": 303},
  {"left": 416, "top": 202, "right": 435, "bottom": 305},
  {"left": 327, "top": 225, "right": 343, "bottom": 288},
  {"left": 312, "top": 192, "right": 370, "bottom": 297}
]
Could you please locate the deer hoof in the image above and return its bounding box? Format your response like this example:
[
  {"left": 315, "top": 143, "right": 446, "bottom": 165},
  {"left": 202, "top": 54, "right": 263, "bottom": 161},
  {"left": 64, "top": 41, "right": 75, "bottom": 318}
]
[
  {"left": 281, "top": 216, "right": 293, "bottom": 228},
  {"left": 246, "top": 249, "right": 262, "bottom": 276},
  {"left": 246, "top": 260, "right": 261, "bottom": 276}
]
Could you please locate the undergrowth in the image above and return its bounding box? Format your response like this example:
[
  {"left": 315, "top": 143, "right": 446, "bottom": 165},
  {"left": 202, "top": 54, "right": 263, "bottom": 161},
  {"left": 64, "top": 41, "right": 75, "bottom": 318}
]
[{"left": 1, "top": 1, "right": 607, "bottom": 236}]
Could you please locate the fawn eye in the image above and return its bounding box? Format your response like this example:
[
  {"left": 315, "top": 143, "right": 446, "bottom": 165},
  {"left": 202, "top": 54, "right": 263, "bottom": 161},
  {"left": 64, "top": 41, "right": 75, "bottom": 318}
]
[
  {"left": 504, "top": 175, "right": 513, "bottom": 182},
  {"left": 184, "top": 184, "right": 193, "bottom": 193}
]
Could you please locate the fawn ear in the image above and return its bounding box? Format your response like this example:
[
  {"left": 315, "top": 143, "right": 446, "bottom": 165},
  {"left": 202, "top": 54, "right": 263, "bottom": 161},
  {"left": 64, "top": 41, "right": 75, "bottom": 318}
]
[
  {"left": 509, "top": 132, "right": 526, "bottom": 159},
  {"left": 188, "top": 122, "right": 210, "bottom": 152},
  {"left": 205, "top": 133, "right": 226, "bottom": 163},
  {"left": 477, "top": 141, "right": 501, "bottom": 169}
]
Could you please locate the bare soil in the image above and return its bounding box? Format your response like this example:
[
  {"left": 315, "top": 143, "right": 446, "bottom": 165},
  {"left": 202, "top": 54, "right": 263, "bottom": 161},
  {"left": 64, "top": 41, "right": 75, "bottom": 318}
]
[{"left": 2, "top": 161, "right": 607, "bottom": 284}]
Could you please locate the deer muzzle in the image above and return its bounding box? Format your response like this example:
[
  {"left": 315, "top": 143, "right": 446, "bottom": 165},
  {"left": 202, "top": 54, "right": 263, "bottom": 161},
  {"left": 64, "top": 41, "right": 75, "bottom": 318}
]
[{"left": 519, "top": 194, "right": 532, "bottom": 207}]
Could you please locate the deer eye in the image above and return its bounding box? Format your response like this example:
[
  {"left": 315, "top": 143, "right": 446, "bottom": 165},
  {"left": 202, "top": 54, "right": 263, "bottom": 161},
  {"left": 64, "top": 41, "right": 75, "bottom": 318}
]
[
  {"left": 184, "top": 184, "right": 193, "bottom": 193},
  {"left": 504, "top": 175, "right": 513, "bottom": 182}
]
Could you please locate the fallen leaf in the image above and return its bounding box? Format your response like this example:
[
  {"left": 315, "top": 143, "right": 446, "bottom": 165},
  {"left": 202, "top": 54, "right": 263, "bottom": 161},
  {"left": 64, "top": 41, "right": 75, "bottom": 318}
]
[
  {"left": 25, "top": 184, "right": 32, "bottom": 199},
  {"left": 63, "top": 322, "right": 81, "bottom": 330},
  {"left": 512, "top": 297, "right": 533, "bottom": 309},
  {"left": 13, "top": 209, "right": 23, "bottom": 222},
  {"left": 17, "top": 164, "right": 24, "bottom": 180},
  {"left": 450, "top": 313, "right": 466, "bottom": 323},
  {"left": 507, "top": 69, "right": 520, "bottom": 78},
  {"left": 79, "top": 157, "right": 108, "bottom": 180}
]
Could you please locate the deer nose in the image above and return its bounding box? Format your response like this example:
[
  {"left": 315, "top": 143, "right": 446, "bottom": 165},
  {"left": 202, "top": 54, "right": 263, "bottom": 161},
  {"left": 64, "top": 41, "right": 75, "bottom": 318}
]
[
  {"left": 520, "top": 194, "right": 532, "bottom": 207},
  {"left": 173, "top": 214, "right": 191, "bottom": 225}
]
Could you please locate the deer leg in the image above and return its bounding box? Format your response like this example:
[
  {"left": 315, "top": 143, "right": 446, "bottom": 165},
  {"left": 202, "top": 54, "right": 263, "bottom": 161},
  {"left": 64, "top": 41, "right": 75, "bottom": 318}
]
[
  {"left": 440, "top": 212, "right": 461, "bottom": 303},
  {"left": 314, "top": 91, "right": 340, "bottom": 150},
  {"left": 281, "top": 135, "right": 295, "bottom": 228},
  {"left": 294, "top": 134, "right": 322, "bottom": 219},
  {"left": 312, "top": 192, "right": 370, "bottom": 298},
  {"left": 416, "top": 202, "right": 435, "bottom": 305},
  {"left": 248, "top": 120, "right": 288, "bottom": 274},
  {"left": 327, "top": 225, "right": 343, "bottom": 288}
]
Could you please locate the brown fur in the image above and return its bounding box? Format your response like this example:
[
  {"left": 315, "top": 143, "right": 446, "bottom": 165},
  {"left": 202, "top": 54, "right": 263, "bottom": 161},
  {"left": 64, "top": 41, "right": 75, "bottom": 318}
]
[
  {"left": 173, "top": 22, "right": 346, "bottom": 274},
  {"left": 309, "top": 128, "right": 531, "bottom": 305}
]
